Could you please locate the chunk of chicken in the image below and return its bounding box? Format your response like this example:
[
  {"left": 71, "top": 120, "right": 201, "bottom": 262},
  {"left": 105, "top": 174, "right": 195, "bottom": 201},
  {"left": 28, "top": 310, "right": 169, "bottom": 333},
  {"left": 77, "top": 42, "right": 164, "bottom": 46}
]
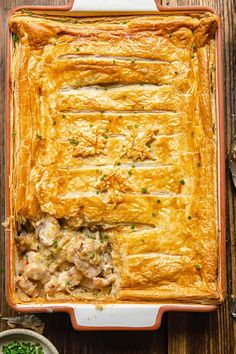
[
  {"left": 16, "top": 232, "right": 39, "bottom": 253},
  {"left": 16, "top": 275, "right": 39, "bottom": 298},
  {"left": 44, "top": 267, "right": 82, "bottom": 295},
  {"left": 24, "top": 252, "right": 50, "bottom": 283},
  {"left": 73, "top": 256, "right": 102, "bottom": 278},
  {"left": 93, "top": 276, "right": 115, "bottom": 289},
  {"left": 36, "top": 217, "right": 60, "bottom": 247},
  {"left": 73, "top": 237, "right": 105, "bottom": 278}
]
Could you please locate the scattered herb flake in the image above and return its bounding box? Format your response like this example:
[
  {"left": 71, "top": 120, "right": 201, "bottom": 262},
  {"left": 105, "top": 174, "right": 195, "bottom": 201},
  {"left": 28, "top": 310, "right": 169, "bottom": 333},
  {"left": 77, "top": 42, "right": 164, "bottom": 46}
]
[
  {"left": 89, "top": 124, "right": 93, "bottom": 128},
  {"left": 195, "top": 264, "right": 202, "bottom": 271},
  {"left": 157, "top": 199, "right": 161, "bottom": 204},
  {"left": 52, "top": 239, "right": 58, "bottom": 248},
  {"left": 117, "top": 162, "right": 121, "bottom": 166},
  {"left": 100, "top": 231, "right": 108, "bottom": 243},
  {"left": 132, "top": 164, "right": 135, "bottom": 168},
  {"left": 128, "top": 170, "right": 132, "bottom": 176},
  {"left": 36, "top": 133, "right": 42, "bottom": 140},
  {"left": 21, "top": 9, "right": 33, "bottom": 16},
  {"left": 131, "top": 224, "right": 135, "bottom": 230},
  {"left": 134, "top": 124, "right": 139, "bottom": 129},
  {"left": 69, "top": 139, "right": 79, "bottom": 145},
  {"left": 141, "top": 187, "right": 147, "bottom": 193},
  {"left": 188, "top": 215, "right": 192, "bottom": 220},
  {"left": 100, "top": 174, "right": 107, "bottom": 181},
  {"left": 76, "top": 47, "right": 80, "bottom": 52},
  {"left": 12, "top": 33, "right": 19, "bottom": 43},
  {"left": 62, "top": 114, "right": 66, "bottom": 119},
  {"left": 179, "top": 179, "right": 185, "bottom": 185}
]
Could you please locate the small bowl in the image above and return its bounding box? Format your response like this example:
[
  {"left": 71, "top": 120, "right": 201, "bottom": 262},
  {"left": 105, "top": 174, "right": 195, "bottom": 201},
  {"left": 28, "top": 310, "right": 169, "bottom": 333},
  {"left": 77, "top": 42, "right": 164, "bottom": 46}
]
[{"left": 0, "top": 329, "right": 59, "bottom": 354}]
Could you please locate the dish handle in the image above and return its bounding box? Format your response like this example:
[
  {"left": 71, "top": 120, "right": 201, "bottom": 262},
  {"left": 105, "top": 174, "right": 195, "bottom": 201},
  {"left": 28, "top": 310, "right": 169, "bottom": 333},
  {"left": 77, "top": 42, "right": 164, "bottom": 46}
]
[
  {"left": 69, "top": 0, "right": 160, "bottom": 12},
  {"left": 70, "top": 304, "right": 162, "bottom": 330}
]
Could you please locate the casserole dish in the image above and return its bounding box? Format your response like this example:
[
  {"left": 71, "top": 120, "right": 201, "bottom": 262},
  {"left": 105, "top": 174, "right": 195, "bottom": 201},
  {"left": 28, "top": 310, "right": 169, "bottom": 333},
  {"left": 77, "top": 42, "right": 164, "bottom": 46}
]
[{"left": 6, "top": 0, "right": 226, "bottom": 330}]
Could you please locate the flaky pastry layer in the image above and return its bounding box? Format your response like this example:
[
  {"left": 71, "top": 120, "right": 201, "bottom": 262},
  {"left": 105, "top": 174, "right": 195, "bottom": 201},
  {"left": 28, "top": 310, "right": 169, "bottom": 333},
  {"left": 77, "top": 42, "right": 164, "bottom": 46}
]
[{"left": 9, "top": 11, "right": 223, "bottom": 304}]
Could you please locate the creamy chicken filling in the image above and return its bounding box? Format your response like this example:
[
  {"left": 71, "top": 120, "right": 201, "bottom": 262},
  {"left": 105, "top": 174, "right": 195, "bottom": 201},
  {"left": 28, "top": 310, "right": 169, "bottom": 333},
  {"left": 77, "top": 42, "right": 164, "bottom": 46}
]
[{"left": 15, "top": 216, "right": 116, "bottom": 300}]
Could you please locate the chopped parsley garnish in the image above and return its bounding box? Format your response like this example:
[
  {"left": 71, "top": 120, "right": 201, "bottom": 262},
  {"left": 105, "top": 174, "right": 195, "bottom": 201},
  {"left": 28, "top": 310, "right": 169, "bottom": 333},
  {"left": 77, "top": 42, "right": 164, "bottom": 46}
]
[
  {"left": 179, "top": 179, "right": 185, "bottom": 185},
  {"left": 36, "top": 133, "right": 42, "bottom": 140},
  {"left": 104, "top": 135, "right": 109, "bottom": 139},
  {"left": 90, "top": 253, "right": 95, "bottom": 259},
  {"left": 174, "top": 71, "right": 178, "bottom": 75},
  {"left": 195, "top": 264, "right": 202, "bottom": 271},
  {"left": 89, "top": 124, "right": 93, "bottom": 128},
  {"left": 157, "top": 199, "right": 161, "bottom": 204},
  {"left": 146, "top": 143, "right": 151, "bottom": 148},
  {"left": 52, "top": 239, "right": 58, "bottom": 248},
  {"left": 128, "top": 170, "right": 132, "bottom": 176},
  {"left": 141, "top": 187, "right": 147, "bottom": 193},
  {"left": 131, "top": 224, "right": 135, "bottom": 230},
  {"left": 113, "top": 60, "right": 116, "bottom": 64},
  {"left": 192, "top": 43, "right": 197, "bottom": 50},
  {"left": 131, "top": 59, "right": 136, "bottom": 64},
  {"left": 132, "top": 164, "right": 135, "bottom": 168},
  {"left": 96, "top": 190, "right": 99, "bottom": 195},
  {"left": 62, "top": 114, "right": 66, "bottom": 118},
  {"left": 69, "top": 139, "right": 79, "bottom": 145},
  {"left": 117, "top": 162, "right": 121, "bottom": 166},
  {"left": 134, "top": 124, "right": 139, "bottom": 129},
  {"left": 12, "top": 33, "right": 20, "bottom": 42},
  {"left": 21, "top": 9, "right": 33, "bottom": 16},
  {"left": 187, "top": 215, "right": 192, "bottom": 220},
  {"left": 76, "top": 47, "right": 80, "bottom": 52},
  {"left": 99, "top": 231, "right": 108, "bottom": 243},
  {"left": 100, "top": 174, "right": 107, "bottom": 181}
]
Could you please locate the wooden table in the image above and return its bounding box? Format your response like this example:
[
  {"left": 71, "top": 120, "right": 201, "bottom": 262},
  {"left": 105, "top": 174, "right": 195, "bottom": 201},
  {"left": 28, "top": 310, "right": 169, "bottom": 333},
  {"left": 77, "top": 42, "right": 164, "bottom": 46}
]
[{"left": 0, "top": 0, "right": 235, "bottom": 353}]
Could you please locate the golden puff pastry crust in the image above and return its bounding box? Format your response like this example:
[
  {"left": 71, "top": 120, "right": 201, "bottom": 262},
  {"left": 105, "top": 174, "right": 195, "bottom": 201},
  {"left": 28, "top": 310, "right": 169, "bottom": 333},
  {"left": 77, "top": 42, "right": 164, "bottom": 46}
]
[{"left": 9, "top": 11, "right": 223, "bottom": 304}]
